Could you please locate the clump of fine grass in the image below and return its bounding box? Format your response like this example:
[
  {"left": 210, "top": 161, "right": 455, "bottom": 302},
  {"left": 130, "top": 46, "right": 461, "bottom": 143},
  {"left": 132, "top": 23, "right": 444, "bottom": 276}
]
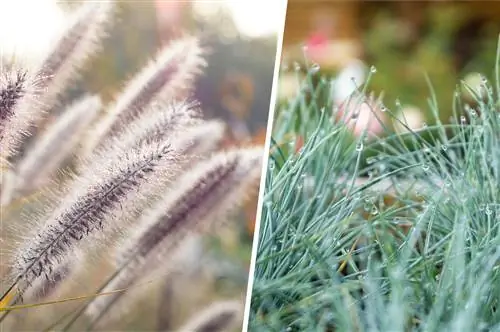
[
  {"left": 0, "top": 2, "right": 262, "bottom": 331},
  {"left": 248, "top": 39, "right": 500, "bottom": 331}
]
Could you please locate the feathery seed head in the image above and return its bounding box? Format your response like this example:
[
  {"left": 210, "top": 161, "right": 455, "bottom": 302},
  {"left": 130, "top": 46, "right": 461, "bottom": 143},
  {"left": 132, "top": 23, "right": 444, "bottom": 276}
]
[
  {"left": 22, "top": 259, "right": 72, "bottom": 303},
  {"left": 84, "top": 148, "right": 262, "bottom": 321},
  {"left": 37, "top": 0, "right": 114, "bottom": 98},
  {"left": 107, "top": 99, "right": 202, "bottom": 153},
  {"left": 122, "top": 147, "right": 262, "bottom": 263},
  {"left": 174, "top": 119, "right": 226, "bottom": 159},
  {"left": 85, "top": 36, "right": 206, "bottom": 154},
  {"left": 14, "top": 95, "right": 102, "bottom": 195},
  {"left": 0, "top": 68, "right": 36, "bottom": 159},
  {"left": 11, "top": 141, "right": 179, "bottom": 296},
  {"left": 177, "top": 300, "right": 242, "bottom": 332},
  {"left": 0, "top": 1, "right": 113, "bottom": 160},
  {"left": 0, "top": 69, "right": 28, "bottom": 125}
]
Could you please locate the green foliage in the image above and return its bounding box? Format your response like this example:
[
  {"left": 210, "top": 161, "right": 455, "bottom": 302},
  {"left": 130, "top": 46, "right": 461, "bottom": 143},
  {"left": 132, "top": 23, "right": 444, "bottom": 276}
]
[
  {"left": 364, "top": 5, "right": 500, "bottom": 124},
  {"left": 249, "top": 38, "right": 500, "bottom": 331}
]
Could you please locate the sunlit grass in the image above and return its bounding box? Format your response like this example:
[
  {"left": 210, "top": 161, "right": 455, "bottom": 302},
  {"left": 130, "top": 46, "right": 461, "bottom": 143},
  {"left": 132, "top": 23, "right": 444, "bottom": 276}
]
[{"left": 249, "top": 38, "right": 500, "bottom": 331}]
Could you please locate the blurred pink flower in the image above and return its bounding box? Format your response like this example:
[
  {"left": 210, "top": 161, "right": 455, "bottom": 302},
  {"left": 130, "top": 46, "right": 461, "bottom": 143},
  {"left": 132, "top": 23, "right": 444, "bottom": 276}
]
[
  {"left": 336, "top": 97, "right": 385, "bottom": 138},
  {"left": 393, "top": 105, "right": 424, "bottom": 134}
]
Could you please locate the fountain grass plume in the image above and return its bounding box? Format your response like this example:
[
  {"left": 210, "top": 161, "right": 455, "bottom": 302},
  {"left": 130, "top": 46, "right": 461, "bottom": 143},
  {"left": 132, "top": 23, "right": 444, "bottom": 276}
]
[
  {"left": 177, "top": 300, "right": 242, "bottom": 332},
  {"left": 0, "top": 69, "right": 28, "bottom": 144},
  {"left": 23, "top": 260, "right": 72, "bottom": 303},
  {"left": 105, "top": 99, "right": 203, "bottom": 154},
  {"left": 0, "top": 69, "right": 40, "bottom": 161},
  {"left": 36, "top": 1, "right": 113, "bottom": 105},
  {"left": 13, "top": 95, "right": 101, "bottom": 197},
  {"left": 84, "top": 148, "right": 262, "bottom": 324},
  {"left": 0, "top": 1, "right": 113, "bottom": 160},
  {"left": 84, "top": 36, "right": 206, "bottom": 156},
  {"left": 9, "top": 140, "right": 180, "bottom": 298}
]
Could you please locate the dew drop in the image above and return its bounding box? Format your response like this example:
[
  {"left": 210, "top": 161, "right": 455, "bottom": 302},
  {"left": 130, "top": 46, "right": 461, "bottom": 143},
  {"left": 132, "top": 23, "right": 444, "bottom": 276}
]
[
  {"left": 422, "top": 163, "right": 430, "bottom": 172},
  {"left": 460, "top": 116, "right": 466, "bottom": 124},
  {"left": 381, "top": 105, "right": 387, "bottom": 112},
  {"left": 356, "top": 142, "right": 364, "bottom": 151},
  {"left": 395, "top": 99, "right": 401, "bottom": 108},
  {"left": 293, "top": 62, "right": 301, "bottom": 71},
  {"left": 363, "top": 202, "right": 371, "bottom": 212},
  {"left": 370, "top": 206, "right": 379, "bottom": 215},
  {"left": 441, "top": 144, "right": 448, "bottom": 151},
  {"left": 422, "top": 122, "right": 428, "bottom": 129},
  {"left": 309, "top": 63, "right": 320, "bottom": 74},
  {"left": 370, "top": 65, "right": 377, "bottom": 74},
  {"left": 485, "top": 205, "right": 493, "bottom": 216}
]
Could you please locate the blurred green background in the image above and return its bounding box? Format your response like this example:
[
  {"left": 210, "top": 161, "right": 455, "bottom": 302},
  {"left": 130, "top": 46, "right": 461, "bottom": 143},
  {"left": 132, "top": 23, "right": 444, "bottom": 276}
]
[{"left": 279, "top": 0, "right": 500, "bottom": 131}]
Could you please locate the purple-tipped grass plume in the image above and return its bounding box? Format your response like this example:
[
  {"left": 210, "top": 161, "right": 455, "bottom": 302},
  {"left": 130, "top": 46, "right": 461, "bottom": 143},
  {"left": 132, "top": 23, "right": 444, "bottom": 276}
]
[
  {"left": 84, "top": 148, "right": 262, "bottom": 323},
  {"left": 105, "top": 100, "right": 202, "bottom": 153},
  {"left": 35, "top": 1, "right": 113, "bottom": 110},
  {"left": 84, "top": 36, "right": 206, "bottom": 156},
  {"left": 122, "top": 118, "right": 226, "bottom": 165},
  {"left": 13, "top": 95, "right": 101, "bottom": 197},
  {"left": 23, "top": 260, "right": 72, "bottom": 303},
  {"left": 2, "top": 1, "right": 112, "bottom": 160},
  {"left": 0, "top": 68, "right": 38, "bottom": 160},
  {"left": 175, "top": 120, "right": 226, "bottom": 160},
  {"left": 8, "top": 140, "right": 181, "bottom": 299},
  {"left": 0, "top": 69, "right": 28, "bottom": 144},
  {"left": 177, "top": 300, "right": 242, "bottom": 332}
]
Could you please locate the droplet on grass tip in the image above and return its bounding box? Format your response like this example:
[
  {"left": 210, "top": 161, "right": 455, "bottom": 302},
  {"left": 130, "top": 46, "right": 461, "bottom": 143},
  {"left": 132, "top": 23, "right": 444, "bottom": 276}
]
[
  {"left": 355, "top": 142, "right": 363, "bottom": 151},
  {"left": 370, "top": 65, "right": 377, "bottom": 74},
  {"left": 309, "top": 63, "right": 320, "bottom": 74}
]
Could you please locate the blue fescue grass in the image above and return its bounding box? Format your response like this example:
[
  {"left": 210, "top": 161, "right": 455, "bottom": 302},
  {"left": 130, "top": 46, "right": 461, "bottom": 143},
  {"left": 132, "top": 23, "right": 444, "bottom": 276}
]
[{"left": 249, "top": 39, "right": 500, "bottom": 331}]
